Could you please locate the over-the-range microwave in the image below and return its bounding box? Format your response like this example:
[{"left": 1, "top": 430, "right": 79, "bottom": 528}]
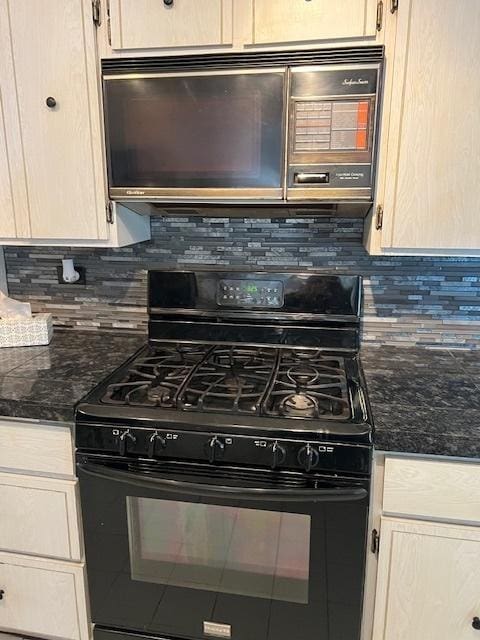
[{"left": 102, "top": 47, "right": 383, "bottom": 216}]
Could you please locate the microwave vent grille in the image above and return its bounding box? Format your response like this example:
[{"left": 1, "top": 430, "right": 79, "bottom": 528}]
[{"left": 102, "top": 46, "right": 384, "bottom": 75}]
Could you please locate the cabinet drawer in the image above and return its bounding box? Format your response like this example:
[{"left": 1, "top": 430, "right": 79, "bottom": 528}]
[
  {"left": 383, "top": 457, "right": 480, "bottom": 524},
  {"left": 0, "top": 472, "right": 81, "bottom": 560},
  {"left": 0, "top": 420, "right": 73, "bottom": 476},
  {"left": 0, "top": 552, "right": 90, "bottom": 640}
]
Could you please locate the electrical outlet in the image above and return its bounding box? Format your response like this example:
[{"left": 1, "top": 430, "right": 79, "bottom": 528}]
[{"left": 56, "top": 265, "right": 86, "bottom": 285}]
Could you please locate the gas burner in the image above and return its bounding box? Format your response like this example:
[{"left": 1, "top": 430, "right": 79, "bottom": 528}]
[
  {"left": 286, "top": 365, "right": 320, "bottom": 386},
  {"left": 101, "top": 344, "right": 209, "bottom": 406},
  {"left": 263, "top": 350, "right": 351, "bottom": 420},
  {"left": 275, "top": 390, "right": 348, "bottom": 419},
  {"left": 280, "top": 393, "right": 317, "bottom": 417},
  {"left": 210, "top": 348, "right": 269, "bottom": 371},
  {"left": 147, "top": 384, "right": 173, "bottom": 404},
  {"left": 289, "top": 349, "right": 323, "bottom": 360},
  {"left": 223, "top": 374, "right": 255, "bottom": 393}
]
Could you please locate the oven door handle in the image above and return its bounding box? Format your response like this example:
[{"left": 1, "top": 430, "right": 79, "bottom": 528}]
[{"left": 77, "top": 462, "right": 368, "bottom": 503}]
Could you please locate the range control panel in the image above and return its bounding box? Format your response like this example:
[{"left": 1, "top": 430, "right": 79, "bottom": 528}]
[
  {"left": 216, "top": 279, "right": 284, "bottom": 308},
  {"left": 76, "top": 424, "right": 371, "bottom": 476}
]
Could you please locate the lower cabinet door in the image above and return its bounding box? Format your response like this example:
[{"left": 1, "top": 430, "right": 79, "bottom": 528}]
[
  {"left": 0, "top": 472, "right": 81, "bottom": 560},
  {"left": 0, "top": 553, "right": 90, "bottom": 640},
  {"left": 372, "top": 517, "right": 480, "bottom": 640}
]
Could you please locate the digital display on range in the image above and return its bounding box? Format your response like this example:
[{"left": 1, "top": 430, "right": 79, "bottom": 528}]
[{"left": 217, "top": 280, "right": 284, "bottom": 308}]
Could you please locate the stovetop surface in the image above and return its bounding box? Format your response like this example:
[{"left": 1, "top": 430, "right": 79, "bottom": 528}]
[
  {"left": 77, "top": 341, "right": 371, "bottom": 440},
  {"left": 102, "top": 342, "right": 351, "bottom": 418}
]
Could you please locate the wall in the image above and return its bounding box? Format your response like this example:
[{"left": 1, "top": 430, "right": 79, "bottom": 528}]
[{"left": 4, "top": 216, "right": 480, "bottom": 349}]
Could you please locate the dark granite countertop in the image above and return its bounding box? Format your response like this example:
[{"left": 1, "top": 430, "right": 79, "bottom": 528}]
[
  {"left": 361, "top": 345, "right": 480, "bottom": 458},
  {"left": 0, "top": 330, "right": 478, "bottom": 458},
  {"left": 0, "top": 330, "right": 145, "bottom": 423}
]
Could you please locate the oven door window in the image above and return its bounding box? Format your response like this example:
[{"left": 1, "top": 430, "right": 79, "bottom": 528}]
[
  {"left": 127, "top": 497, "right": 310, "bottom": 604},
  {"left": 103, "top": 71, "right": 285, "bottom": 190}
]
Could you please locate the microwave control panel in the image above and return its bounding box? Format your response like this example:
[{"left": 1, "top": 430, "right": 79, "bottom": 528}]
[
  {"left": 216, "top": 279, "right": 284, "bottom": 308},
  {"left": 294, "top": 99, "right": 370, "bottom": 154},
  {"left": 287, "top": 63, "right": 381, "bottom": 197}
]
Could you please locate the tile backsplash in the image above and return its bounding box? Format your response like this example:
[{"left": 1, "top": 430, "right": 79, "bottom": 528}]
[{"left": 4, "top": 216, "right": 480, "bottom": 349}]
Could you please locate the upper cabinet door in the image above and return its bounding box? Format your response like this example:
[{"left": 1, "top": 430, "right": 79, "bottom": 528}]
[
  {"left": 251, "top": 0, "right": 378, "bottom": 45},
  {"left": 0, "top": 99, "right": 16, "bottom": 238},
  {"left": 0, "top": 0, "right": 107, "bottom": 241},
  {"left": 109, "top": 0, "right": 233, "bottom": 50},
  {"left": 381, "top": 0, "right": 480, "bottom": 252}
]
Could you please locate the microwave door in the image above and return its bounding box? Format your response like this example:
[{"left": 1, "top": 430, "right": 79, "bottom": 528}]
[{"left": 103, "top": 69, "right": 286, "bottom": 202}]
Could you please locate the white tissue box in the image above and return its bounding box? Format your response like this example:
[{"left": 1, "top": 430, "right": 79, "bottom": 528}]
[{"left": 0, "top": 313, "right": 53, "bottom": 348}]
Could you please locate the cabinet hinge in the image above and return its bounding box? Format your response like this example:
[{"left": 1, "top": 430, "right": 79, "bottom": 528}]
[
  {"left": 371, "top": 529, "right": 380, "bottom": 554},
  {"left": 376, "top": 0, "right": 384, "bottom": 31},
  {"left": 375, "top": 205, "right": 384, "bottom": 230},
  {"left": 106, "top": 200, "right": 114, "bottom": 224},
  {"left": 106, "top": 0, "right": 112, "bottom": 46},
  {"left": 92, "top": 0, "right": 101, "bottom": 26},
  {"left": 391, "top": 0, "right": 399, "bottom": 13}
]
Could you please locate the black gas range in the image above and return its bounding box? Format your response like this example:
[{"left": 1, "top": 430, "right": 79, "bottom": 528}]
[{"left": 76, "top": 270, "right": 373, "bottom": 640}]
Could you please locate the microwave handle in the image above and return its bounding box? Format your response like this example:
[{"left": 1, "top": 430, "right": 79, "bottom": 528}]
[{"left": 77, "top": 462, "right": 367, "bottom": 503}]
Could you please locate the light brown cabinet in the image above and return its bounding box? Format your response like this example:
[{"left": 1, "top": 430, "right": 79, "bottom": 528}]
[
  {"left": 251, "top": 0, "right": 378, "bottom": 45},
  {"left": 0, "top": 106, "right": 16, "bottom": 238},
  {"left": 0, "top": 0, "right": 150, "bottom": 247},
  {"left": 365, "top": 457, "right": 480, "bottom": 640},
  {"left": 372, "top": 517, "right": 480, "bottom": 640},
  {"left": 0, "top": 419, "right": 90, "bottom": 640},
  {"left": 103, "top": 0, "right": 379, "bottom": 55},
  {"left": 382, "top": 457, "right": 480, "bottom": 524},
  {"left": 0, "top": 419, "right": 74, "bottom": 476},
  {"left": 367, "top": 0, "right": 480, "bottom": 255},
  {"left": 109, "top": 0, "right": 233, "bottom": 50},
  {"left": 0, "top": 472, "right": 82, "bottom": 561},
  {"left": 0, "top": 552, "right": 90, "bottom": 640}
]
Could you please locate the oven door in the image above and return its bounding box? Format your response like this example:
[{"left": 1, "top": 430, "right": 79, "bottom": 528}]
[
  {"left": 77, "top": 456, "right": 369, "bottom": 640},
  {"left": 103, "top": 69, "right": 286, "bottom": 202}
]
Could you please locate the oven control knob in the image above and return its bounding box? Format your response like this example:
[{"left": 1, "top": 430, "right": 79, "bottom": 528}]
[
  {"left": 118, "top": 429, "right": 136, "bottom": 456},
  {"left": 270, "top": 441, "right": 287, "bottom": 469},
  {"left": 148, "top": 431, "right": 167, "bottom": 458},
  {"left": 206, "top": 436, "right": 225, "bottom": 463},
  {"left": 298, "top": 444, "right": 319, "bottom": 472}
]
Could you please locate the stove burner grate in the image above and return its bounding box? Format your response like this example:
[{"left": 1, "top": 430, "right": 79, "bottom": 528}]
[
  {"left": 263, "top": 350, "right": 350, "bottom": 420},
  {"left": 100, "top": 343, "right": 351, "bottom": 421},
  {"left": 101, "top": 344, "right": 209, "bottom": 407},
  {"left": 178, "top": 347, "right": 276, "bottom": 414}
]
